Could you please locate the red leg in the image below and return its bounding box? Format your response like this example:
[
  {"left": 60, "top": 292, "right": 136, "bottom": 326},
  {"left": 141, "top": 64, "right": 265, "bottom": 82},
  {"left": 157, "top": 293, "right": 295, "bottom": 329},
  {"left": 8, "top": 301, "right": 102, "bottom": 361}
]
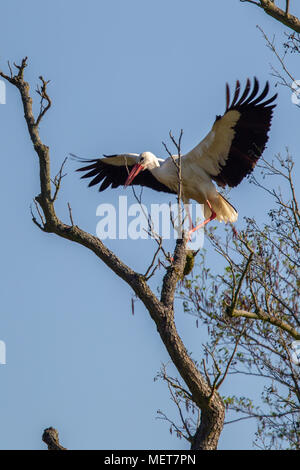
[{"left": 188, "top": 200, "right": 216, "bottom": 235}]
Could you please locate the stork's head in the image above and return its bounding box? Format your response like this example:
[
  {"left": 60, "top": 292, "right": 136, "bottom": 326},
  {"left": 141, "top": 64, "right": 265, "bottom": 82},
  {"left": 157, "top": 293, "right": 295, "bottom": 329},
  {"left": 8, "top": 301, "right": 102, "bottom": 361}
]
[{"left": 124, "top": 152, "right": 160, "bottom": 187}]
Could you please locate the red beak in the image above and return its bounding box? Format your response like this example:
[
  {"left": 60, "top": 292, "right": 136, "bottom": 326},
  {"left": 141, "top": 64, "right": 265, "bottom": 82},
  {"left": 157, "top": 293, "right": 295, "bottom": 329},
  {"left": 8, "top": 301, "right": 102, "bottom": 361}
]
[{"left": 124, "top": 163, "right": 143, "bottom": 187}]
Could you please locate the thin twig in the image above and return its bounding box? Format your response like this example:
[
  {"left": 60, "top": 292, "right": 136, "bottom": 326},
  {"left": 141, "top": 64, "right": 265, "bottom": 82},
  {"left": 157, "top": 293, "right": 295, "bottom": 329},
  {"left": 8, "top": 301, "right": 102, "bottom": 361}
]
[{"left": 67, "top": 202, "right": 74, "bottom": 226}]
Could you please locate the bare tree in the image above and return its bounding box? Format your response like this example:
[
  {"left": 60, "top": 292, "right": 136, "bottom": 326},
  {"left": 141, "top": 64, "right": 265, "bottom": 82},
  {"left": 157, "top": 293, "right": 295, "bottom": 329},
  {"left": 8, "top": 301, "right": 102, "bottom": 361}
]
[{"left": 0, "top": 58, "right": 226, "bottom": 450}]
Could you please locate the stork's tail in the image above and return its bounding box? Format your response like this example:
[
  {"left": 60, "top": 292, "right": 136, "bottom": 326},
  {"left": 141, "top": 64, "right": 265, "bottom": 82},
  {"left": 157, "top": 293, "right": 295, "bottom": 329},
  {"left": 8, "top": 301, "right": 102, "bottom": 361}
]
[{"left": 205, "top": 193, "right": 238, "bottom": 223}]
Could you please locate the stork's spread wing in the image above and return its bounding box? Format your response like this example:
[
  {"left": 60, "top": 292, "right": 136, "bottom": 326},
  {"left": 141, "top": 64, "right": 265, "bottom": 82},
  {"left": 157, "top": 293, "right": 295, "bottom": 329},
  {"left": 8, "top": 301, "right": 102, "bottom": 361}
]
[
  {"left": 183, "top": 78, "right": 277, "bottom": 187},
  {"left": 75, "top": 153, "right": 175, "bottom": 193}
]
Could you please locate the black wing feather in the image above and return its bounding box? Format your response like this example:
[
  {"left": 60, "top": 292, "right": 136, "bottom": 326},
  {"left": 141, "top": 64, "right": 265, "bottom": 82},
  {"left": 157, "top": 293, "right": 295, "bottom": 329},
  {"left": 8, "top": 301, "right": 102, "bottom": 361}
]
[
  {"left": 76, "top": 157, "right": 176, "bottom": 194},
  {"left": 212, "top": 78, "right": 277, "bottom": 188}
]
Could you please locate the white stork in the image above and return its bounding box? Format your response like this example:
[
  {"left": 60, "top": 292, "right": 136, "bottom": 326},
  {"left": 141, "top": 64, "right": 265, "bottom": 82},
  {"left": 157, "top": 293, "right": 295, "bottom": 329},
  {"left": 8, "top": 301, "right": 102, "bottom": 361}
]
[{"left": 76, "top": 78, "right": 277, "bottom": 233}]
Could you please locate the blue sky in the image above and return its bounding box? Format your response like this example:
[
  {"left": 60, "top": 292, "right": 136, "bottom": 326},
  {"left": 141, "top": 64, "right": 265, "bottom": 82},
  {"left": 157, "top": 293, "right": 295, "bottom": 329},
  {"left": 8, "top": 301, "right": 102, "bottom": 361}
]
[{"left": 0, "top": 0, "right": 299, "bottom": 450}]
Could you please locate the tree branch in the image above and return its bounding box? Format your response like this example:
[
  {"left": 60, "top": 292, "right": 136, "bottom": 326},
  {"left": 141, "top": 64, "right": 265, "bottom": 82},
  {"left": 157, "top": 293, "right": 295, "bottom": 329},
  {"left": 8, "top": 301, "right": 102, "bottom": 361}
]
[
  {"left": 35, "top": 76, "right": 52, "bottom": 127},
  {"left": 229, "top": 308, "right": 300, "bottom": 340},
  {"left": 240, "top": 0, "right": 300, "bottom": 33}
]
